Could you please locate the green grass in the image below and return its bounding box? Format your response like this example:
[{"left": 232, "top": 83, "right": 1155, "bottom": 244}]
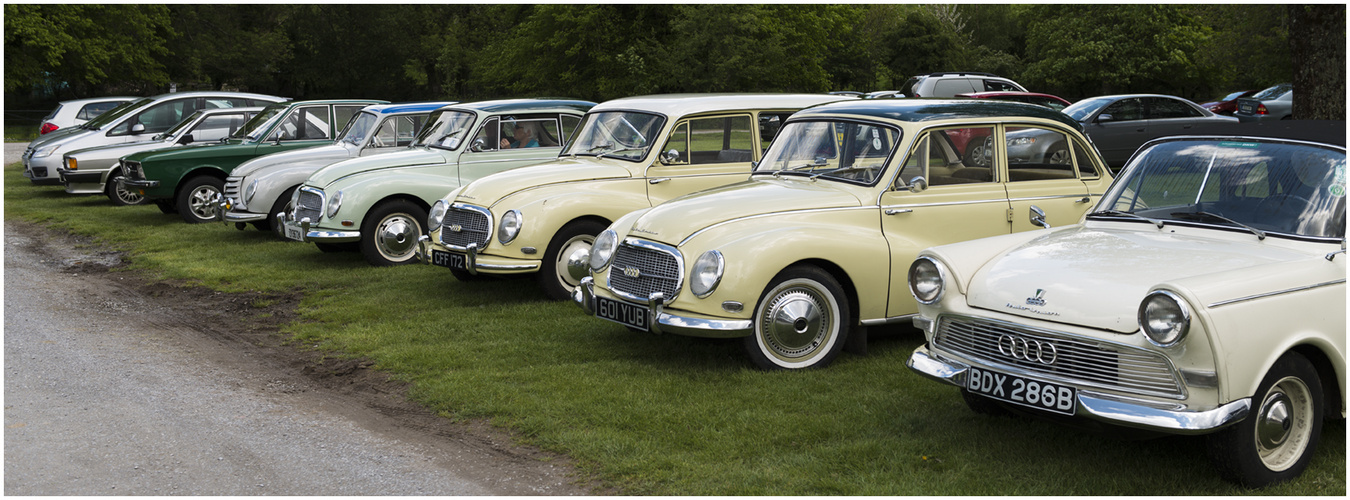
[
  {"left": 5, "top": 125, "right": 39, "bottom": 142},
  {"left": 5, "top": 164, "right": 1344, "bottom": 495}
]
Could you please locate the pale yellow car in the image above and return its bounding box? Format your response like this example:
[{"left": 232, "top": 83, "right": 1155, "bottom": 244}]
[
  {"left": 416, "top": 94, "right": 853, "bottom": 299},
  {"left": 574, "top": 99, "right": 1114, "bottom": 370}
]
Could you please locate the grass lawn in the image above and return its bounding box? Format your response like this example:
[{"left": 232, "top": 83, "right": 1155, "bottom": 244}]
[{"left": 5, "top": 163, "right": 1344, "bottom": 495}]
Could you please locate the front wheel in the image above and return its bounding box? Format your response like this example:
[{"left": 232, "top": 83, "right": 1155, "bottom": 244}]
[
  {"left": 105, "top": 171, "right": 144, "bottom": 206},
  {"left": 177, "top": 176, "right": 224, "bottom": 224},
  {"left": 267, "top": 186, "right": 299, "bottom": 239},
  {"left": 741, "top": 266, "right": 851, "bottom": 370},
  {"left": 1206, "top": 351, "right": 1324, "bottom": 488},
  {"left": 536, "top": 220, "right": 607, "bottom": 300},
  {"left": 360, "top": 199, "right": 427, "bottom": 266}
]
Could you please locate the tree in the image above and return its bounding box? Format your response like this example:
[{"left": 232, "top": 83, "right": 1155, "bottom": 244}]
[
  {"left": 5, "top": 4, "right": 173, "bottom": 97},
  {"left": 1289, "top": 4, "right": 1346, "bottom": 119},
  {"left": 165, "top": 5, "right": 294, "bottom": 94}
]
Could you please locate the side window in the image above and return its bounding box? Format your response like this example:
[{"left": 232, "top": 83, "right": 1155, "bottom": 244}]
[
  {"left": 500, "top": 118, "right": 561, "bottom": 149},
  {"left": 1147, "top": 97, "right": 1201, "bottom": 119},
  {"left": 934, "top": 79, "right": 976, "bottom": 97},
  {"left": 983, "top": 79, "right": 1022, "bottom": 92},
  {"left": 560, "top": 115, "right": 582, "bottom": 147},
  {"left": 473, "top": 117, "right": 500, "bottom": 151},
  {"left": 269, "top": 106, "right": 332, "bottom": 141},
  {"left": 687, "top": 115, "right": 753, "bottom": 165},
  {"left": 334, "top": 106, "right": 365, "bottom": 135},
  {"left": 1005, "top": 126, "right": 1077, "bottom": 181},
  {"left": 1074, "top": 141, "right": 1100, "bottom": 179},
  {"left": 205, "top": 98, "right": 238, "bottom": 109},
  {"left": 663, "top": 122, "right": 690, "bottom": 165},
  {"left": 78, "top": 101, "right": 123, "bottom": 120},
  {"left": 189, "top": 114, "right": 246, "bottom": 142},
  {"left": 930, "top": 127, "right": 995, "bottom": 185},
  {"left": 371, "top": 117, "right": 401, "bottom": 149},
  {"left": 110, "top": 98, "right": 198, "bottom": 136},
  {"left": 757, "top": 113, "right": 792, "bottom": 154},
  {"left": 1101, "top": 98, "right": 1144, "bottom": 121}
]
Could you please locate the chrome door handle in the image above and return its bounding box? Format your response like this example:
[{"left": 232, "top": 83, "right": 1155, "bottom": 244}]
[
  {"left": 884, "top": 209, "right": 912, "bottom": 215},
  {"left": 1076, "top": 196, "right": 1091, "bottom": 203},
  {"left": 648, "top": 178, "right": 670, "bottom": 184}
]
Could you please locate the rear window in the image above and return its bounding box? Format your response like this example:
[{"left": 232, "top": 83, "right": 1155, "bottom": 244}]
[{"left": 1253, "top": 84, "right": 1293, "bottom": 100}]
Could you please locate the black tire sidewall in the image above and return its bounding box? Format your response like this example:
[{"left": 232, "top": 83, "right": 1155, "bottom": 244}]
[
  {"left": 105, "top": 171, "right": 143, "bottom": 206},
  {"left": 1206, "top": 351, "right": 1324, "bottom": 487},
  {"left": 266, "top": 186, "right": 299, "bottom": 238}
]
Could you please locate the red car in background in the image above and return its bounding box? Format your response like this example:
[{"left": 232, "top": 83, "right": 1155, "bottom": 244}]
[
  {"left": 945, "top": 91, "right": 1074, "bottom": 163},
  {"left": 957, "top": 91, "right": 1072, "bottom": 111},
  {"left": 1198, "top": 89, "right": 1256, "bottom": 116}
]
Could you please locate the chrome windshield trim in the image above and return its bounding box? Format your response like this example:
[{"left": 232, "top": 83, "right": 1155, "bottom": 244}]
[
  {"left": 1208, "top": 279, "right": 1347, "bottom": 308},
  {"left": 678, "top": 205, "right": 874, "bottom": 246}
]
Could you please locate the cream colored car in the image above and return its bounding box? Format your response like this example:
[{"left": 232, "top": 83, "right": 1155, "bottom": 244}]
[
  {"left": 906, "top": 135, "right": 1345, "bottom": 487},
  {"left": 574, "top": 99, "right": 1113, "bottom": 370},
  {"left": 417, "top": 94, "right": 853, "bottom": 299}
]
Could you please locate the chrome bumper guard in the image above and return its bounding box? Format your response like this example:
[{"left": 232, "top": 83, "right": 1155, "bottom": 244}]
[
  {"left": 273, "top": 212, "right": 359, "bottom": 243},
  {"left": 218, "top": 197, "right": 267, "bottom": 224},
  {"left": 574, "top": 276, "right": 753, "bottom": 337},
  {"left": 906, "top": 345, "right": 1251, "bottom": 434}
]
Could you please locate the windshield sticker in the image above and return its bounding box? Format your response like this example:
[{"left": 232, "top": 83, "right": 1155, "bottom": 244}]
[
  {"left": 1217, "top": 141, "right": 1260, "bottom": 148},
  {"left": 1333, "top": 165, "right": 1346, "bottom": 197}
]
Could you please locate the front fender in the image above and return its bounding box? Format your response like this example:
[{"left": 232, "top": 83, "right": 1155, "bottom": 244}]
[
  {"left": 481, "top": 178, "right": 650, "bottom": 258},
  {"left": 316, "top": 167, "right": 460, "bottom": 228}
]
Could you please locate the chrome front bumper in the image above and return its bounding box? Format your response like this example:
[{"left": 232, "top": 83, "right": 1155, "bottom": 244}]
[
  {"left": 218, "top": 197, "right": 268, "bottom": 224},
  {"left": 906, "top": 344, "right": 1251, "bottom": 434},
  {"left": 273, "top": 212, "right": 360, "bottom": 243},
  {"left": 572, "top": 276, "right": 753, "bottom": 338},
  {"left": 413, "top": 236, "right": 541, "bottom": 273}
]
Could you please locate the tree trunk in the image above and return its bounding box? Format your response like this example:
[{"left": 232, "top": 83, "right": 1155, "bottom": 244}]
[{"left": 1289, "top": 5, "right": 1346, "bottom": 120}]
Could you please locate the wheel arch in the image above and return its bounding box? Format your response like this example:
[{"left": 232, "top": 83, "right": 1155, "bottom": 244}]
[
  {"left": 778, "top": 258, "right": 861, "bottom": 327},
  {"left": 173, "top": 166, "right": 228, "bottom": 200},
  {"left": 1289, "top": 343, "right": 1345, "bottom": 419},
  {"left": 366, "top": 193, "right": 431, "bottom": 224}
]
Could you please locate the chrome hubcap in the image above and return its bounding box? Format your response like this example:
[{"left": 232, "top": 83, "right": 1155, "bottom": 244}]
[
  {"left": 1255, "top": 376, "right": 1313, "bottom": 472},
  {"left": 555, "top": 236, "right": 593, "bottom": 289},
  {"left": 760, "top": 287, "right": 830, "bottom": 360},
  {"left": 375, "top": 214, "right": 419, "bottom": 260}
]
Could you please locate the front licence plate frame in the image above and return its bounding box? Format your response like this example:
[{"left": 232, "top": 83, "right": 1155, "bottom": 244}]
[
  {"left": 282, "top": 221, "right": 306, "bottom": 242},
  {"left": 430, "top": 250, "right": 466, "bottom": 270},
  {"left": 966, "top": 367, "right": 1077, "bottom": 416},
  {"left": 595, "top": 296, "right": 649, "bottom": 332}
]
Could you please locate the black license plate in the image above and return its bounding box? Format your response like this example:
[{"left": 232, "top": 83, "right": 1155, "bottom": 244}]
[
  {"left": 431, "top": 250, "right": 466, "bottom": 270},
  {"left": 967, "top": 367, "right": 1077, "bottom": 416},
  {"left": 595, "top": 296, "right": 649, "bottom": 332}
]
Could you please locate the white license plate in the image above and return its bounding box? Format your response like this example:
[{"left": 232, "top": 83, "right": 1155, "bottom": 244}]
[
  {"left": 595, "top": 296, "right": 649, "bottom": 332},
  {"left": 431, "top": 250, "right": 466, "bottom": 270},
  {"left": 282, "top": 222, "right": 305, "bottom": 242},
  {"left": 967, "top": 367, "right": 1077, "bottom": 416}
]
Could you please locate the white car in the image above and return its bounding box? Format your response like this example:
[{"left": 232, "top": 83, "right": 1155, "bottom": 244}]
[
  {"left": 38, "top": 97, "right": 137, "bottom": 135},
  {"left": 906, "top": 134, "right": 1345, "bottom": 487}
]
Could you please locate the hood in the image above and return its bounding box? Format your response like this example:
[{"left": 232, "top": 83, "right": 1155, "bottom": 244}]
[
  {"left": 305, "top": 147, "right": 445, "bottom": 187},
  {"left": 233, "top": 143, "right": 352, "bottom": 178},
  {"left": 65, "top": 137, "right": 174, "bottom": 161},
  {"left": 629, "top": 177, "right": 864, "bottom": 244},
  {"left": 31, "top": 127, "right": 92, "bottom": 149},
  {"left": 454, "top": 157, "right": 633, "bottom": 205},
  {"left": 966, "top": 225, "right": 1315, "bottom": 333},
  {"left": 122, "top": 140, "right": 244, "bottom": 163}
]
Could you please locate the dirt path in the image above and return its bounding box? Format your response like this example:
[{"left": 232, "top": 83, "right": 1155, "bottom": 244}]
[{"left": 3, "top": 211, "right": 592, "bottom": 494}]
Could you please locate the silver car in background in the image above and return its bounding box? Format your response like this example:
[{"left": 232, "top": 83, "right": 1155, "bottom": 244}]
[
  {"left": 1062, "top": 94, "right": 1238, "bottom": 171},
  {"left": 1235, "top": 83, "right": 1294, "bottom": 122}
]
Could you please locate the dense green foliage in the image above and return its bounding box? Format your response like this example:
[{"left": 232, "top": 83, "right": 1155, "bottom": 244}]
[{"left": 6, "top": 4, "right": 1331, "bottom": 106}]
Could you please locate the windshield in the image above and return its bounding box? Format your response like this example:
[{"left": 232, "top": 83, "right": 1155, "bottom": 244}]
[
  {"left": 81, "top": 98, "right": 150, "bottom": 130},
  {"left": 340, "top": 111, "right": 379, "bottom": 146},
  {"left": 231, "top": 104, "right": 286, "bottom": 141},
  {"left": 1097, "top": 139, "right": 1346, "bottom": 239},
  {"left": 1253, "top": 83, "right": 1293, "bottom": 100},
  {"left": 418, "top": 110, "right": 477, "bottom": 149},
  {"left": 561, "top": 111, "right": 665, "bottom": 161},
  {"left": 752, "top": 120, "right": 900, "bottom": 185},
  {"left": 157, "top": 109, "right": 207, "bottom": 140},
  {"left": 1062, "top": 97, "right": 1112, "bottom": 121}
]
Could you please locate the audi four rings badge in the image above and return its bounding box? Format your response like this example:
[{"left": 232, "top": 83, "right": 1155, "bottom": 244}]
[
  {"left": 1026, "top": 289, "right": 1047, "bottom": 306},
  {"left": 997, "top": 334, "right": 1058, "bottom": 365}
]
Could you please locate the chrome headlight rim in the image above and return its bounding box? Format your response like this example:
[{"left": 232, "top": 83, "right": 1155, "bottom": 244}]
[
  {"left": 497, "top": 209, "right": 523, "bottom": 245},
  {"left": 428, "top": 200, "right": 448, "bottom": 230},
  {"left": 244, "top": 179, "right": 259, "bottom": 204},
  {"left": 326, "top": 190, "right": 343, "bottom": 219},
  {"left": 1138, "top": 290, "right": 1191, "bottom": 347},
  {"left": 689, "top": 249, "right": 725, "bottom": 298},
  {"left": 589, "top": 229, "right": 618, "bottom": 272},
  {"left": 908, "top": 256, "right": 947, "bottom": 305}
]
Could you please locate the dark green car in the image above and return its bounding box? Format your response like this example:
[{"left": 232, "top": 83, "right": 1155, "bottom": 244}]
[{"left": 119, "top": 99, "right": 386, "bottom": 224}]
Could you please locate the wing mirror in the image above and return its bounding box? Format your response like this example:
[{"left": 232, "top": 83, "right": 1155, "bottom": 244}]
[
  {"left": 908, "top": 176, "right": 928, "bottom": 194},
  {"left": 130, "top": 123, "right": 146, "bottom": 135},
  {"left": 660, "top": 149, "right": 681, "bottom": 165},
  {"left": 1030, "top": 205, "right": 1050, "bottom": 229},
  {"left": 469, "top": 138, "right": 487, "bottom": 152},
  {"left": 1096, "top": 113, "right": 1114, "bottom": 123}
]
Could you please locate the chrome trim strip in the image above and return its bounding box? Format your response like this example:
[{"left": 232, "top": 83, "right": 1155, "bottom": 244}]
[
  {"left": 459, "top": 155, "right": 559, "bottom": 166},
  {"left": 679, "top": 205, "right": 876, "bottom": 246},
  {"left": 475, "top": 262, "right": 540, "bottom": 272},
  {"left": 306, "top": 229, "right": 361, "bottom": 242},
  {"left": 882, "top": 198, "right": 1011, "bottom": 209},
  {"left": 224, "top": 211, "right": 267, "bottom": 223},
  {"left": 861, "top": 314, "right": 918, "bottom": 327},
  {"left": 1006, "top": 193, "right": 1095, "bottom": 203},
  {"left": 1208, "top": 279, "right": 1346, "bottom": 308}
]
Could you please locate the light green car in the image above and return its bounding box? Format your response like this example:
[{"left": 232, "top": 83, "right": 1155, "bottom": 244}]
[{"left": 279, "top": 98, "right": 595, "bottom": 266}]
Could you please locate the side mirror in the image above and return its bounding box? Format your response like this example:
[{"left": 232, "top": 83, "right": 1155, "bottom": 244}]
[
  {"left": 660, "top": 149, "right": 681, "bottom": 165},
  {"left": 1030, "top": 205, "right": 1050, "bottom": 229},
  {"left": 130, "top": 123, "right": 146, "bottom": 135},
  {"left": 469, "top": 138, "right": 487, "bottom": 152},
  {"left": 176, "top": 134, "right": 194, "bottom": 145},
  {"left": 908, "top": 176, "right": 928, "bottom": 194},
  {"left": 1096, "top": 113, "right": 1114, "bottom": 123}
]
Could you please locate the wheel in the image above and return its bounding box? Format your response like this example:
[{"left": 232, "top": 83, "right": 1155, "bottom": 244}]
[
  {"left": 966, "top": 135, "right": 994, "bottom": 167},
  {"left": 741, "top": 266, "right": 851, "bottom": 370},
  {"left": 176, "top": 176, "right": 224, "bottom": 224},
  {"left": 154, "top": 199, "right": 177, "bottom": 214},
  {"left": 536, "top": 220, "right": 607, "bottom": 301},
  {"left": 1206, "top": 352, "right": 1323, "bottom": 487},
  {"left": 360, "top": 199, "right": 427, "bottom": 266},
  {"left": 266, "top": 186, "right": 298, "bottom": 239},
  {"left": 1045, "top": 145, "right": 1071, "bottom": 165},
  {"left": 316, "top": 242, "right": 358, "bottom": 253},
  {"left": 961, "top": 389, "right": 1013, "bottom": 417},
  {"left": 105, "top": 171, "right": 144, "bottom": 206}
]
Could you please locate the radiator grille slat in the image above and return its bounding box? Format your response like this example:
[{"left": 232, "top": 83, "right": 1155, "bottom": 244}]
[
  {"left": 609, "top": 243, "right": 681, "bottom": 301},
  {"left": 440, "top": 208, "right": 491, "bottom": 248},
  {"left": 294, "top": 190, "right": 323, "bottom": 222}
]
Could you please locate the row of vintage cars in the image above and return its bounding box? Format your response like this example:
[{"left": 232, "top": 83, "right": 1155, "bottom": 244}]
[{"left": 20, "top": 90, "right": 1345, "bottom": 488}]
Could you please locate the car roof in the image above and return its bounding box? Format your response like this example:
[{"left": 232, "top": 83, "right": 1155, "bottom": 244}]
[
  {"left": 1163, "top": 121, "right": 1346, "bottom": 147},
  {"left": 445, "top": 98, "right": 596, "bottom": 114},
  {"left": 57, "top": 96, "right": 138, "bottom": 105},
  {"left": 958, "top": 91, "right": 1069, "bottom": 103},
  {"left": 591, "top": 94, "right": 854, "bottom": 116},
  {"left": 196, "top": 106, "right": 265, "bottom": 115},
  {"left": 793, "top": 98, "right": 1082, "bottom": 130},
  {"left": 361, "top": 102, "right": 459, "bottom": 115},
  {"left": 1078, "top": 94, "right": 1200, "bottom": 102},
  {"left": 144, "top": 91, "right": 288, "bottom": 101}
]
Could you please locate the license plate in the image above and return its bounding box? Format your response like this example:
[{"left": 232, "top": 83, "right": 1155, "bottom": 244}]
[
  {"left": 967, "top": 367, "right": 1077, "bottom": 416},
  {"left": 431, "top": 250, "right": 466, "bottom": 270},
  {"left": 282, "top": 222, "right": 305, "bottom": 242},
  {"left": 1239, "top": 104, "right": 1253, "bottom": 113},
  {"left": 595, "top": 296, "right": 649, "bottom": 332}
]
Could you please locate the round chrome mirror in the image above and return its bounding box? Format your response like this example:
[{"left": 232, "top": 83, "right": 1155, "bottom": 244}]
[
  {"left": 908, "top": 176, "right": 928, "bottom": 194},
  {"left": 661, "top": 149, "right": 681, "bottom": 164}
]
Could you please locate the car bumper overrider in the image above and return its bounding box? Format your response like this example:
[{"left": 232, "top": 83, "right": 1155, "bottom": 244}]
[
  {"left": 274, "top": 212, "right": 360, "bottom": 243},
  {"left": 573, "top": 276, "right": 753, "bottom": 338},
  {"left": 218, "top": 197, "right": 269, "bottom": 224}
]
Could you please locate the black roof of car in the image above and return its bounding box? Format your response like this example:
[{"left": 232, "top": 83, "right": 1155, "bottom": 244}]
[{"left": 794, "top": 98, "right": 1082, "bottom": 131}]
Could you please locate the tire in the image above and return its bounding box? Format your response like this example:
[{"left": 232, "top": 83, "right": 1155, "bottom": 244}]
[
  {"left": 176, "top": 175, "right": 225, "bottom": 224},
  {"left": 961, "top": 389, "right": 1013, "bottom": 417},
  {"left": 741, "top": 266, "right": 851, "bottom": 370},
  {"left": 1206, "top": 351, "right": 1323, "bottom": 488},
  {"left": 105, "top": 171, "right": 144, "bottom": 206},
  {"left": 536, "top": 220, "right": 607, "bottom": 301},
  {"left": 360, "top": 199, "right": 427, "bottom": 266},
  {"left": 1045, "top": 145, "right": 1071, "bottom": 165},
  {"left": 154, "top": 199, "right": 178, "bottom": 214},
  {"left": 267, "top": 186, "right": 298, "bottom": 239}
]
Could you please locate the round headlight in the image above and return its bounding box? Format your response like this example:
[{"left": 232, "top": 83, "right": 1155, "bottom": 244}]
[
  {"left": 244, "top": 179, "right": 259, "bottom": 203},
  {"left": 428, "top": 200, "right": 448, "bottom": 229},
  {"left": 326, "top": 190, "right": 343, "bottom": 218},
  {"left": 1138, "top": 290, "right": 1190, "bottom": 346},
  {"left": 589, "top": 229, "right": 618, "bottom": 272},
  {"left": 689, "top": 250, "right": 725, "bottom": 298},
  {"left": 498, "top": 210, "right": 522, "bottom": 245},
  {"left": 908, "top": 257, "right": 946, "bottom": 304}
]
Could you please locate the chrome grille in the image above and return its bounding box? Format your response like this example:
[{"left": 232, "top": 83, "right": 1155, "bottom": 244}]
[
  {"left": 440, "top": 207, "right": 490, "bottom": 248},
  {"left": 609, "top": 241, "right": 682, "bottom": 302},
  {"left": 294, "top": 189, "right": 324, "bottom": 222},
  {"left": 224, "top": 176, "right": 244, "bottom": 201},
  {"left": 935, "top": 315, "right": 1184, "bottom": 399}
]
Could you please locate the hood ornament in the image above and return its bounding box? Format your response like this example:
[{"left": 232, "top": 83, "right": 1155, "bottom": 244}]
[{"left": 1026, "top": 289, "right": 1047, "bottom": 307}]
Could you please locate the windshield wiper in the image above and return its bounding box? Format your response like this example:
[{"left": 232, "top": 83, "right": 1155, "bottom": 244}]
[
  {"left": 1087, "top": 210, "right": 1164, "bottom": 228},
  {"left": 809, "top": 166, "right": 874, "bottom": 181},
  {"left": 1173, "top": 211, "right": 1266, "bottom": 240},
  {"left": 587, "top": 143, "right": 615, "bottom": 153}
]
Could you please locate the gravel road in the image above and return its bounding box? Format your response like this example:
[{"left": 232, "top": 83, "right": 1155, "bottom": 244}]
[{"left": 3, "top": 142, "right": 588, "bottom": 495}]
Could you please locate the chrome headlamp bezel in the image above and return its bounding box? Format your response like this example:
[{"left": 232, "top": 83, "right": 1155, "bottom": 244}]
[
  {"left": 908, "top": 256, "right": 947, "bottom": 305},
  {"left": 326, "top": 190, "right": 343, "bottom": 218},
  {"left": 244, "top": 179, "right": 259, "bottom": 204},
  {"left": 1138, "top": 290, "right": 1191, "bottom": 347},
  {"left": 428, "top": 199, "right": 448, "bottom": 229},
  {"left": 497, "top": 209, "right": 522, "bottom": 245},
  {"left": 589, "top": 229, "right": 618, "bottom": 272},
  {"left": 689, "top": 250, "right": 725, "bottom": 298}
]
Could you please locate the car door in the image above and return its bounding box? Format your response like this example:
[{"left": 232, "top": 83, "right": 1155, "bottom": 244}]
[
  {"left": 1084, "top": 97, "right": 1149, "bottom": 168},
  {"left": 1001, "top": 125, "right": 1097, "bottom": 232},
  {"left": 645, "top": 113, "right": 758, "bottom": 205},
  {"left": 106, "top": 97, "right": 202, "bottom": 143},
  {"left": 1144, "top": 96, "right": 1207, "bottom": 139},
  {"left": 185, "top": 111, "right": 255, "bottom": 143},
  {"left": 880, "top": 126, "right": 1013, "bottom": 318},
  {"left": 257, "top": 104, "right": 342, "bottom": 157},
  {"left": 364, "top": 114, "right": 426, "bottom": 156},
  {"left": 456, "top": 114, "right": 567, "bottom": 184}
]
